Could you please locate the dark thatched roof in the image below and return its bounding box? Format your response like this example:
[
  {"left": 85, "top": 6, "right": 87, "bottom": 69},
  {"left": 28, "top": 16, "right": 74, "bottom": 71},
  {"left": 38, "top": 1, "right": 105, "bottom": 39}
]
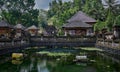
[
  {"left": 67, "top": 11, "right": 96, "bottom": 23},
  {"left": 44, "top": 25, "right": 56, "bottom": 31},
  {"left": 14, "top": 24, "right": 25, "bottom": 30},
  {"left": 62, "top": 21, "right": 92, "bottom": 28},
  {"left": 105, "top": 32, "right": 113, "bottom": 35},
  {"left": 0, "top": 20, "right": 12, "bottom": 28},
  {"left": 113, "top": 24, "right": 120, "bottom": 28},
  {"left": 43, "top": 25, "right": 57, "bottom": 35}
]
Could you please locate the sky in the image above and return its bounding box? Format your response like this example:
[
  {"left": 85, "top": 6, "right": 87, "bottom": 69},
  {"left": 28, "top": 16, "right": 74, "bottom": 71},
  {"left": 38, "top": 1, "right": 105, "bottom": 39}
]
[{"left": 34, "top": 0, "right": 72, "bottom": 10}]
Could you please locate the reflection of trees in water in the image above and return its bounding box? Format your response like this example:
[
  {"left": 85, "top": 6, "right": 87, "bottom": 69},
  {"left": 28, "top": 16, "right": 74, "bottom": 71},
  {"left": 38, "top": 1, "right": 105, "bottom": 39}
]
[
  {"left": 46, "top": 60, "right": 58, "bottom": 72},
  {"left": 12, "top": 60, "right": 23, "bottom": 65},
  {"left": 19, "top": 57, "right": 36, "bottom": 72},
  {"left": 95, "top": 55, "right": 120, "bottom": 72},
  {"left": 19, "top": 56, "right": 50, "bottom": 72},
  {"left": 31, "top": 57, "right": 38, "bottom": 72},
  {"left": 37, "top": 59, "right": 49, "bottom": 72},
  {"left": 0, "top": 62, "right": 21, "bottom": 72}
]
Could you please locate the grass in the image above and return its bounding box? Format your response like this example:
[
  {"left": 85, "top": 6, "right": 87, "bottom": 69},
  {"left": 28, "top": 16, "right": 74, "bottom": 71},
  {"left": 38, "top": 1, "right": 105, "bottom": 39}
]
[
  {"left": 37, "top": 51, "right": 71, "bottom": 56},
  {"left": 81, "top": 47, "right": 103, "bottom": 51}
]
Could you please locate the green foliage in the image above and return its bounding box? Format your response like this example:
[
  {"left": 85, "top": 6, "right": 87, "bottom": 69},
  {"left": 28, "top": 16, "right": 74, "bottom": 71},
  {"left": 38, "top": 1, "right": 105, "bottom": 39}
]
[
  {"left": 37, "top": 51, "right": 71, "bottom": 57},
  {"left": 47, "top": 0, "right": 120, "bottom": 32},
  {"left": 82, "top": 0, "right": 120, "bottom": 31},
  {"left": 94, "top": 20, "right": 106, "bottom": 31},
  {"left": 83, "top": 0, "right": 105, "bottom": 21},
  {"left": 0, "top": 0, "right": 39, "bottom": 26},
  {"left": 115, "top": 15, "right": 120, "bottom": 25},
  {"left": 58, "top": 54, "right": 75, "bottom": 65},
  {"left": 73, "top": 0, "right": 85, "bottom": 10},
  {"left": 47, "top": 0, "right": 75, "bottom": 28},
  {"left": 0, "top": 0, "right": 119, "bottom": 30},
  {"left": 38, "top": 9, "right": 48, "bottom": 27},
  {"left": 104, "top": 0, "right": 120, "bottom": 30},
  {"left": 105, "top": 10, "right": 115, "bottom": 31}
]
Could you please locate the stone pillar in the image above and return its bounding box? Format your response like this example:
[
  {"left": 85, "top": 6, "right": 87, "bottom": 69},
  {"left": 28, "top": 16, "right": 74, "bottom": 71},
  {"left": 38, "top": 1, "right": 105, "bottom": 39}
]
[
  {"left": 113, "top": 25, "right": 120, "bottom": 38},
  {"left": 64, "top": 30, "right": 67, "bottom": 36},
  {"left": 69, "top": 30, "right": 72, "bottom": 35},
  {"left": 113, "top": 30, "right": 118, "bottom": 38},
  {"left": 86, "top": 29, "right": 90, "bottom": 36}
]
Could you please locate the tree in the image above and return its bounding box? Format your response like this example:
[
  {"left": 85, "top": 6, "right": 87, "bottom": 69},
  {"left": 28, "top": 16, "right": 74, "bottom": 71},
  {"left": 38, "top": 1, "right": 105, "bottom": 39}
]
[
  {"left": 105, "top": 10, "right": 114, "bottom": 31},
  {"left": 104, "top": 0, "right": 119, "bottom": 16},
  {"left": 104, "top": 0, "right": 120, "bottom": 30},
  {"left": 47, "top": 0, "right": 120, "bottom": 32},
  {"left": 0, "top": 0, "right": 39, "bottom": 26},
  {"left": 115, "top": 15, "right": 120, "bottom": 25},
  {"left": 82, "top": 0, "right": 105, "bottom": 21},
  {"left": 73, "top": 0, "right": 85, "bottom": 10},
  {"left": 38, "top": 9, "right": 48, "bottom": 28},
  {"left": 47, "top": 0, "right": 74, "bottom": 28}
]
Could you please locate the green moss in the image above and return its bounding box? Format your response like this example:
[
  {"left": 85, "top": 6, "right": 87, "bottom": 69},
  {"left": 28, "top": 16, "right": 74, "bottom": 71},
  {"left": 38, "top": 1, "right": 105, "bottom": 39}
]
[
  {"left": 37, "top": 51, "right": 71, "bottom": 57},
  {"left": 81, "top": 47, "right": 103, "bottom": 51}
]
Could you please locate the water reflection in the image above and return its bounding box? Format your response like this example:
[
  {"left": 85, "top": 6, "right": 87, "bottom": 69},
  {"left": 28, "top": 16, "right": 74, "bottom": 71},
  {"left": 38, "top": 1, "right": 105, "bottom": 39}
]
[
  {"left": 0, "top": 57, "right": 47, "bottom": 72},
  {"left": 0, "top": 55, "right": 87, "bottom": 72},
  {"left": 37, "top": 60, "right": 49, "bottom": 72},
  {"left": 12, "top": 60, "right": 23, "bottom": 65},
  {"left": 19, "top": 57, "right": 49, "bottom": 72}
]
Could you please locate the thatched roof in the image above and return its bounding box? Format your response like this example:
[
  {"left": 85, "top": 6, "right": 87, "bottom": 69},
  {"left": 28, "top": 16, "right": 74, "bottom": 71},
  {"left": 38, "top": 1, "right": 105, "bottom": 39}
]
[
  {"left": 113, "top": 24, "right": 120, "bottom": 28},
  {"left": 67, "top": 11, "right": 96, "bottom": 23},
  {"left": 14, "top": 24, "right": 25, "bottom": 30},
  {"left": 27, "top": 25, "right": 38, "bottom": 30},
  {"left": 62, "top": 21, "right": 92, "bottom": 28},
  {"left": 43, "top": 25, "right": 57, "bottom": 35},
  {"left": 105, "top": 32, "right": 113, "bottom": 35},
  {"left": 0, "top": 20, "right": 12, "bottom": 28},
  {"left": 45, "top": 25, "right": 56, "bottom": 30}
]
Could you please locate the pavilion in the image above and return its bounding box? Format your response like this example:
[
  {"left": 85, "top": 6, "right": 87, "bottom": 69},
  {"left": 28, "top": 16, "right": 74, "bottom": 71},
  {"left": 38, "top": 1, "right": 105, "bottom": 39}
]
[
  {"left": 43, "top": 25, "right": 57, "bottom": 36},
  {"left": 27, "top": 25, "right": 39, "bottom": 36},
  {"left": 62, "top": 21, "right": 92, "bottom": 36},
  {"left": 63, "top": 11, "right": 96, "bottom": 36},
  {"left": 14, "top": 24, "right": 25, "bottom": 38},
  {"left": 0, "top": 20, "right": 13, "bottom": 38},
  {"left": 67, "top": 11, "right": 96, "bottom": 24},
  {"left": 14, "top": 24, "right": 25, "bottom": 30}
]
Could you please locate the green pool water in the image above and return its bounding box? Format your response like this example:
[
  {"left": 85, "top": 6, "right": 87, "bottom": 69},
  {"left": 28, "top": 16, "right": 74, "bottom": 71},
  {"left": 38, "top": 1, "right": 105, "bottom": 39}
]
[
  {"left": 0, "top": 55, "right": 96, "bottom": 72},
  {"left": 0, "top": 48, "right": 119, "bottom": 72}
]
